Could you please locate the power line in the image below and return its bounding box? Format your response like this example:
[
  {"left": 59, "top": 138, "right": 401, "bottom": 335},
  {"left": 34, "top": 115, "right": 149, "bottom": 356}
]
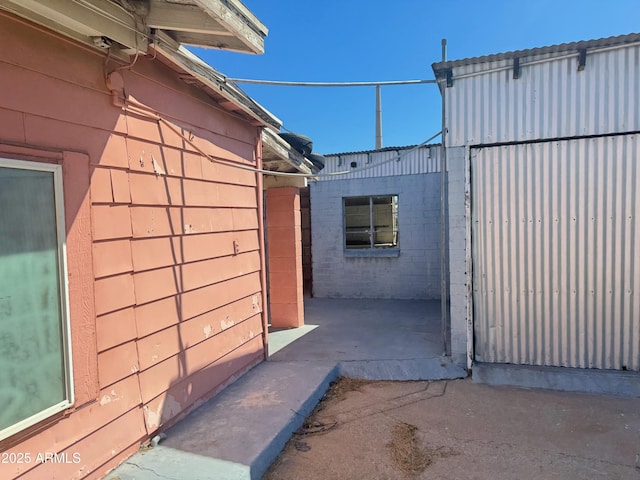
[{"left": 224, "top": 78, "right": 436, "bottom": 87}]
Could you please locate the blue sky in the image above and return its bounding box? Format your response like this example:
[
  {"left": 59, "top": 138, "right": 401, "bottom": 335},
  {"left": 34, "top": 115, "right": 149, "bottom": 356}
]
[{"left": 192, "top": 1, "right": 639, "bottom": 154}]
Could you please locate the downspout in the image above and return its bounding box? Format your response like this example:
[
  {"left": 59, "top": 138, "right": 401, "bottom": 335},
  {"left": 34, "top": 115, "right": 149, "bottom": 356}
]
[
  {"left": 440, "top": 39, "right": 450, "bottom": 357},
  {"left": 256, "top": 131, "right": 270, "bottom": 360}
]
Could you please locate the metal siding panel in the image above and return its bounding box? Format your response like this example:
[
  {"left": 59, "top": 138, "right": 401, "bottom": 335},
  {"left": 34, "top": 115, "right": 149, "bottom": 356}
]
[
  {"left": 472, "top": 135, "right": 640, "bottom": 370},
  {"left": 446, "top": 45, "right": 640, "bottom": 146},
  {"left": 318, "top": 145, "right": 441, "bottom": 181}
]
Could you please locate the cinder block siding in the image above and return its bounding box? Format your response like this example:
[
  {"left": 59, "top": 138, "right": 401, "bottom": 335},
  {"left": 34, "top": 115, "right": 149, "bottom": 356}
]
[
  {"left": 310, "top": 174, "right": 442, "bottom": 299},
  {"left": 0, "top": 13, "right": 264, "bottom": 480},
  {"left": 446, "top": 147, "right": 470, "bottom": 365}
]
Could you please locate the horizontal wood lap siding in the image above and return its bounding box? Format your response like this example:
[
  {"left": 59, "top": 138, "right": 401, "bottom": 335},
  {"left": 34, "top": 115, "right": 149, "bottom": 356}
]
[
  {"left": 96, "top": 63, "right": 265, "bottom": 446},
  {"left": 0, "top": 12, "right": 265, "bottom": 480}
]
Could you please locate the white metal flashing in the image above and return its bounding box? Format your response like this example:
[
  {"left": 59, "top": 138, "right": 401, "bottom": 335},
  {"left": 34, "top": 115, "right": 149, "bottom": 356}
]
[{"left": 153, "top": 37, "right": 281, "bottom": 128}]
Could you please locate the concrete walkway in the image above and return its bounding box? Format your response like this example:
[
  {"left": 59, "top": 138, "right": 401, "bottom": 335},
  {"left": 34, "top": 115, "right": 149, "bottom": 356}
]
[
  {"left": 269, "top": 299, "right": 465, "bottom": 380},
  {"left": 108, "top": 299, "right": 463, "bottom": 480}
]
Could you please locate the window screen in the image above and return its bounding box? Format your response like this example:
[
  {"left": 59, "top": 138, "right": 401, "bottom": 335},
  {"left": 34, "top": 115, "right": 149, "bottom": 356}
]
[
  {"left": 344, "top": 195, "right": 399, "bottom": 249},
  {"left": 0, "top": 159, "right": 73, "bottom": 441}
]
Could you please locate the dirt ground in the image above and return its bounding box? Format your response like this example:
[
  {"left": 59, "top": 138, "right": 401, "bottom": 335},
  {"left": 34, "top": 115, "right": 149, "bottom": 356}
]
[{"left": 263, "top": 378, "right": 640, "bottom": 480}]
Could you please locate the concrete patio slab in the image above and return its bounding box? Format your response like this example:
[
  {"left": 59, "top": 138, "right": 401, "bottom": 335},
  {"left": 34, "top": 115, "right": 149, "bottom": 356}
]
[
  {"left": 270, "top": 298, "right": 466, "bottom": 381},
  {"left": 108, "top": 299, "right": 460, "bottom": 480}
]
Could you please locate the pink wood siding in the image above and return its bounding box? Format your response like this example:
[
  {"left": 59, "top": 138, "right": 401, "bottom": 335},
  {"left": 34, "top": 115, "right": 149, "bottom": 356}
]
[{"left": 0, "top": 11, "right": 266, "bottom": 480}]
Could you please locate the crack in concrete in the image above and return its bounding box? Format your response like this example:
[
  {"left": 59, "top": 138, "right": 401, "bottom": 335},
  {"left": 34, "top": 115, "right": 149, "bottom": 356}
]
[
  {"left": 542, "top": 450, "right": 638, "bottom": 470},
  {"left": 319, "top": 381, "right": 449, "bottom": 426},
  {"left": 123, "top": 460, "right": 177, "bottom": 480},
  {"left": 339, "top": 356, "right": 446, "bottom": 362},
  {"left": 441, "top": 434, "right": 638, "bottom": 470}
]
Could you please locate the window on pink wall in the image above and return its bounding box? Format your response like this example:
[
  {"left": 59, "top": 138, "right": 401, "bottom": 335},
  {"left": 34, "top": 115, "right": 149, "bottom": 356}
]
[{"left": 0, "top": 157, "right": 74, "bottom": 442}]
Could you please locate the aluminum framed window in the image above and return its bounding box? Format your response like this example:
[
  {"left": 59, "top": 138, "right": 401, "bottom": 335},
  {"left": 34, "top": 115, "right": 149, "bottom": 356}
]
[
  {"left": 343, "top": 195, "right": 399, "bottom": 250},
  {"left": 0, "top": 158, "right": 74, "bottom": 442}
]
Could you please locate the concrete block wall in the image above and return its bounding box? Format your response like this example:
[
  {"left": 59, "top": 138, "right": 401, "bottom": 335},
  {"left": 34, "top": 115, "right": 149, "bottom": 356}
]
[
  {"left": 310, "top": 174, "right": 442, "bottom": 299},
  {"left": 447, "top": 146, "right": 470, "bottom": 366}
]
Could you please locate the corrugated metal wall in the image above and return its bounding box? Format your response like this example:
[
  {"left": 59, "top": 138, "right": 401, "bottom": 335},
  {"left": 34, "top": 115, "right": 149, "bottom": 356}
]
[
  {"left": 319, "top": 144, "right": 441, "bottom": 180},
  {"left": 472, "top": 135, "right": 640, "bottom": 370},
  {"left": 445, "top": 44, "right": 640, "bottom": 147}
]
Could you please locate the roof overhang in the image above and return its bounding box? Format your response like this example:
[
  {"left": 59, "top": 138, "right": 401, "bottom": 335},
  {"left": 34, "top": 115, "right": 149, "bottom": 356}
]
[
  {"left": 261, "top": 129, "right": 315, "bottom": 176},
  {"left": 152, "top": 37, "right": 281, "bottom": 128},
  {"left": 2, "top": 0, "right": 313, "bottom": 169},
  {"left": 432, "top": 33, "right": 640, "bottom": 88},
  {"left": 148, "top": 0, "right": 267, "bottom": 53},
  {"left": 0, "top": 0, "right": 267, "bottom": 55}
]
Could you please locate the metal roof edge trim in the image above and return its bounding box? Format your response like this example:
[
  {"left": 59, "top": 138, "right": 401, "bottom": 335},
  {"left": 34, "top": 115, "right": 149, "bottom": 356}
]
[
  {"left": 153, "top": 39, "right": 282, "bottom": 128},
  {"left": 324, "top": 143, "right": 441, "bottom": 157},
  {"left": 432, "top": 32, "right": 640, "bottom": 73}
]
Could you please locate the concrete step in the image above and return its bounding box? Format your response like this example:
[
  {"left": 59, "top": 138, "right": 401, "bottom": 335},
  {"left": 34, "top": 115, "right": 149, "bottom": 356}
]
[
  {"left": 108, "top": 356, "right": 468, "bottom": 480},
  {"left": 339, "top": 357, "right": 467, "bottom": 381},
  {"left": 108, "top": 361, "right": 339, "bottom": 480}
]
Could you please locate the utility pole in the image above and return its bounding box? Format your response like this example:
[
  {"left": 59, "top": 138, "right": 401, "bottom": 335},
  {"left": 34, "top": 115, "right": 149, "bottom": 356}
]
[
  {"left": 375, "top": 85, "right": 383, "bottom": 149},
  {"left": 440, "top": 38, "right": 450, "bottom": 357}
]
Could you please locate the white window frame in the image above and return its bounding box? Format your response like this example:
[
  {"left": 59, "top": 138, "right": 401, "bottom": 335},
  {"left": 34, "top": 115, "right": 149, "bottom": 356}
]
[
  {"left": 343, "top": 194, "right": 399, "bottom": 252},
  {"left": 0, "top": 157, "right": 74, "bottom": 442}
]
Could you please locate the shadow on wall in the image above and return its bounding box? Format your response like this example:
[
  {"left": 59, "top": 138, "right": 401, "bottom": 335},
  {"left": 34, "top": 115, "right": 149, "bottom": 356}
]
[
  {"left": 125, "top": 103, "right": 267, "bottom": 439},
  {"left": 0, "top": 25, "right": 267, "bottom": 479}
]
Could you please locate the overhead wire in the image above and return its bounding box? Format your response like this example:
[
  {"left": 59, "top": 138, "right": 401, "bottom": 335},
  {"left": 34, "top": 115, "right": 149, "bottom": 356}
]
[
  {"left": 65, "top": 0, "right": 440, "bottom": 179},
  {"left": 160, "top": 113, "right": 442, "bottom": 178},
  {"left": 23, "top": 0, "right": 437, "bottom": 151},
  {"left": 122, "top": 94, "right": 440, "bottom": 179},
  {"left": 315, "top": 131, "right": 442, "bottom": 177},
  {"left": 224, "top": 78, "right": 437, "bottom": 87}
]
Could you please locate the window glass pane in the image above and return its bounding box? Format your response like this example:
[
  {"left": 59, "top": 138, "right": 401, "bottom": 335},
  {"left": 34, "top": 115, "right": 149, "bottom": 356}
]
[
  {"left": 344, "top": 197, "right": 371, "bottom": 249},
  {"left": 344, "top": 195, "right": 399, "bottom": 249},
  {"left": 372, "top": 196, "right": 398, "bottom": 248},
  {"left": 0, "top": 167, "right": 67, "bottom": 432}
]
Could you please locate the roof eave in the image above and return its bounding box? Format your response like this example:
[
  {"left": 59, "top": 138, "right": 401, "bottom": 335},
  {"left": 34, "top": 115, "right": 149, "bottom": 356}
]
[
  {"left": 0, "top": 0, "right": 267, "bottom": 56},
  {"left": 153, "top": 35, "right": 281, "bottom": 129},
  {"left": 261, "top": 129, "right": 315, "bottom": 174},
  {"left": 432, "top": 32, "right": 640, "bottom": 73},
  {"left": 190, "top": 0, "right": 267, "bottom": 54}
]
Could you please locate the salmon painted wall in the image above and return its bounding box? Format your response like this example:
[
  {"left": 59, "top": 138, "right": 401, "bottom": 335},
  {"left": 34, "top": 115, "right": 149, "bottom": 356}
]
[
  {"left": 266, "top": 187, "right": 304, "bottom": 328},
  {"left": 0, "top": 12, "right": 266, "bottom": 480}
]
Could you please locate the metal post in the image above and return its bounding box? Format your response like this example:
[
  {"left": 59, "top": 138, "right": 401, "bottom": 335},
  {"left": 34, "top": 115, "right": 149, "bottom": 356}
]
[
  {"left": 369, "top": 197, "right": 374, "bottom": 248},
  {"left": 375, "top": 85, "right": 383, "bottom": 149},
  {"left": 440, "top": 38, "right": 450, "bottom": 356}
]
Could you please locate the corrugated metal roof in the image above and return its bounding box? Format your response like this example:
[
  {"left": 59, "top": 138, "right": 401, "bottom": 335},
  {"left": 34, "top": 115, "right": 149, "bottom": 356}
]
[
  {"left": 324, "top": 144, "right": 441, "bottom": 157},
  {"left": 318, "top": 144, "right": 442, "bottom": 180},
  {"left": 432, "top": 32, "right": 640, "bottom": 72}
]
